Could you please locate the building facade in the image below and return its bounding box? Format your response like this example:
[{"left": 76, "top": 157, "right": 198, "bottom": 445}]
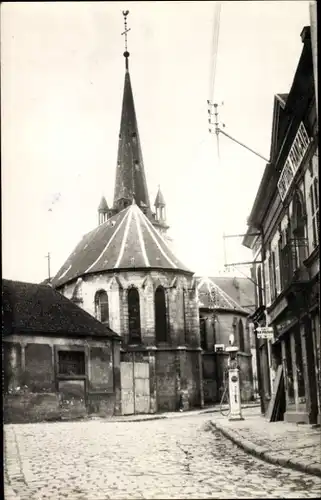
[
  {"left": 243, "top": 26, "right": 319, "bottom": 424},
  {"left": 197, "top": 277, "right": 255, "bottom": 405},
  {"left": 52, "top": 29, "right": 203, "bottom": 415},
  {"left": 3, "top": 280, "right": 121, "bottom": 423}
]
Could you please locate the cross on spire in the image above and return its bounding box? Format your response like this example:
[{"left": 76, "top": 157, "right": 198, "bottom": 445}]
[{"left": 121, "top": 10, "right": 131, "bottom": 70}]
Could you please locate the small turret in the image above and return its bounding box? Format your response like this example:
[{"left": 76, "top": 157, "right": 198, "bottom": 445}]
[
  {"left": 154, "top": 186, "right": 166, "bottom": 223},
  {"left": 98, "top": 196, "right": 109, "bottom": 225}
]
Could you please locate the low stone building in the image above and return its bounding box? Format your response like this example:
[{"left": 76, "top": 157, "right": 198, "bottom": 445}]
[
  {"left": 3, "top": 279, "right": 121, "bottom": 423},
  {"left": 197, "top": 277, "right": 255, "bottom": 405}
]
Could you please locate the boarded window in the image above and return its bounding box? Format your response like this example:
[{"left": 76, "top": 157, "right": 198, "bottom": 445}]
[
  {"left": 95, "top": 290, "right": 109, "bottom": 325},
  {"left": 128, "top": 287, "right": 141, "bottom": 343},
  {"left": 155, "top": 286, "right": 168, "bottom": 343},
  {"left": 238, "top": 319, "right": 245, "bottom": 352},
  {"left": 58, "top": 351, "right": 85, "bottom": 376}
]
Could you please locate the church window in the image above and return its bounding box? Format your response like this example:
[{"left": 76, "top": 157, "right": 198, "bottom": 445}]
[
  {"left": 238, "top": 319, "right": 245, "bottom": 352},
  {"left": 58, "top": 350, "right": 85, "bottom": 376},
  {"left": 95, "top": 290, "right": 109, "bottom": 325},
  {"left": 155, "top": 286, "right": 167, "bottom": 343},
  {"left": 128, "top": 287, "right": 141, "bottom": 343}
]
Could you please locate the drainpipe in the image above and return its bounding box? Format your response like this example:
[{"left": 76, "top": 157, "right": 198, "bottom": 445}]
[{"left": 256, "top": 225, "right": 266, "bottom": 415}]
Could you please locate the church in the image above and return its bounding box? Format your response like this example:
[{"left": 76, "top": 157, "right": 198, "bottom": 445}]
[{"left": 51, "top": 12, "right": 203, "bottom": 414}]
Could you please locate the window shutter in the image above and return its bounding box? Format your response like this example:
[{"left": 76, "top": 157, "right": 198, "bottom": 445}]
[
  {"left": 264, "top": 257, "right": 271, "bottom": 307},
  {"left": 275, "top": 245, "right": 281, "bottom": 294}
]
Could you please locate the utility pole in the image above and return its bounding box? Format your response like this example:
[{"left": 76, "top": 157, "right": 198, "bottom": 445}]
[
  {"left": 207, "top": 101, "right": 270, "bottom": 163},
  {"left": 45, "top": 252, "right": 51, "bottom": 282},
  {"left": 207, "top": 103, "right": 269, "bottom": 415}
]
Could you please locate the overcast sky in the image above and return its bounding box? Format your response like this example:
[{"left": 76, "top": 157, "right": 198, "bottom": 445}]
[{"left": 2, "top": 1, "right": 310, "bottom": 284}]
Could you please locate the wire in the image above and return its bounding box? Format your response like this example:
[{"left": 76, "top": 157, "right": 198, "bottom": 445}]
[
  {"left": 209, "top": 2, "right": 222, "bottom": 103},
  {"left": 219, "top": 129, "right": 269, "bottom": 163}
]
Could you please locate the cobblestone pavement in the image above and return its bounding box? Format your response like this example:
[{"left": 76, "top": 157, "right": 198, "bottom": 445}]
[{"left": 4, "top": 414, "right": 321, "bottom": 499}]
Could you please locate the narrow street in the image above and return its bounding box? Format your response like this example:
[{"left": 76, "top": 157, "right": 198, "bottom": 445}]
[{"left": 5, "top": 414, "right": 321, "bottom": 499}]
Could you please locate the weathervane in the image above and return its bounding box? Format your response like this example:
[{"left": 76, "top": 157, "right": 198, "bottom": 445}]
[{"left": 122, "top": 10, "right": 131, "bottom": 69}]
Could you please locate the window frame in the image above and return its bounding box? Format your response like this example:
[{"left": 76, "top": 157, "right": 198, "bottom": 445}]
[
  {"left": 56, "top": 347, "right": 86, "bottom": 380},
  {"left": 94, "top": 290, "right": 110, "bottom": 326},
  {"left": 128, "top": 287, "right": 142, "bottom": 344}
]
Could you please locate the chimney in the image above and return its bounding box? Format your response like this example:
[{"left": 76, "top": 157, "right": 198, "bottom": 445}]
[{"left": 300, "top": 26, "right": 311, "bottom": 44}]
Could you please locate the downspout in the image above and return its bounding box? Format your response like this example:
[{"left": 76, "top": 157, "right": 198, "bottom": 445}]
[{"left": 256, "top": 224, "right": 266, "bottom": 415}]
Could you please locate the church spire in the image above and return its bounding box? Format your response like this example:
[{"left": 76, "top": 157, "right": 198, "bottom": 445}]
[{"left": 113, "top": 11, "right": 151, "bottom": 215}]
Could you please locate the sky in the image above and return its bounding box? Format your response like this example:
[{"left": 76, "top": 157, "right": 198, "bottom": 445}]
[{"left": 2, "top": 1, "right": 311, "bottom": 284}]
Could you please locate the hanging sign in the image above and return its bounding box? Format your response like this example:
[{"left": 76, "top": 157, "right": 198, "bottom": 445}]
[{"left": 256, "top": 326, "right": 274, "bottom": 339}]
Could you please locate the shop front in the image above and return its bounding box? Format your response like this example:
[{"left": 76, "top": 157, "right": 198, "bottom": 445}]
[{"left": 269, "top": 286, "right": 319, "bottom": 424}]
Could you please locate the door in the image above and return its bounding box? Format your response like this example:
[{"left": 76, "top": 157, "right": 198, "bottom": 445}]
[
  {"left": 121, "top": 361, "right": 150, "bottom": 415},
  {"left": 120, "top": 362, "right": 134, "bottom": 415}
]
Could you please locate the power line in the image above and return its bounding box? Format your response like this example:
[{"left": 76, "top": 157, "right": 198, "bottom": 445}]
[{"left": 208, "top": 2, "right": 222, "bottom": 103}]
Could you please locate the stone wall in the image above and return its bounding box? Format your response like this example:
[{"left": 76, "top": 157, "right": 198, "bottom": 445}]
[
  {"left": 59, "top": 270, "right": 200, "bottom": 348},
  {"left": 3, "top": 334, "right": 121, "bottom": 423}
]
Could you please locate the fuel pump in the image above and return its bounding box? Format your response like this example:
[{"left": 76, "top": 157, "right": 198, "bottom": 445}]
[{"left": 225, "top": 345, "right": 244, "bottom": 421}]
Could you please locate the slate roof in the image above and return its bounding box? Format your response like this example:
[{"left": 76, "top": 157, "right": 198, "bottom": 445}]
[
  {"left": 113, "top": 66, "right": 151, "bottom": 212},
  {"left": 196, "top": 277, "right": 254, "bottom": 314},
  {"left": 2, "top": 279, "right": 119, "bottom": 338},
  {"left": 52, "top": 202, "right": 192, "bottom": 288}
]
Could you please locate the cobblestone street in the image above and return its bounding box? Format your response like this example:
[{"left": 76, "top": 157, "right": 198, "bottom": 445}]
[{"left": 4, "top": 414, "right": 321, "bottom": 499}]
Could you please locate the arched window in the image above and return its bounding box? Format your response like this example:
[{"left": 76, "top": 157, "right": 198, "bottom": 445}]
[
  {"left": 291, "top": 192, "right": 307, "bottom": 267},
  {"left": 292, "top": 192, "right": 306, "bottom": 238},
  {"left": 95, "top": 290, "right": 109, "bottom": 325},
  {"left": 128, "top": 287, "right": 141, "bottom": 343},
  {"left": 155, "top": 286, "right": 168, "bottom": 343},
  {"left": 238, "top": 319, "right": 245, "bottom": 352}
]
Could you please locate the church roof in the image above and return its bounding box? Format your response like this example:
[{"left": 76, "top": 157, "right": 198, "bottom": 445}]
[
  {"left": 154, "top": 187, "right": 166, "bottom": 207},
  {"left": 113, "top": 64, "right": 151, "bottom": 213},
  {"left": 98, "top": 196, "right": 109, "bottom": 211},
  {"left": 2, "top": 279, "right": 119, "bottom": 338},
  {"left": 197, "top": 277, "right": 249, "bottom": 314},
  {"left": 52, "top": 202, "right": 192, "bottom": 288}
]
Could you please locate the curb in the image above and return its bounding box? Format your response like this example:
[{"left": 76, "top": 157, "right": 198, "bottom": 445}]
[
  {"left": 112, "top": 416, "right": 167, "bottom": 423},
  {"left": 211, "top": 422, "right": 321, "bottom": 478}
]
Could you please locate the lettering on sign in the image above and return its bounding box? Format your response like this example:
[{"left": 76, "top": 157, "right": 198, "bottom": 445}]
[
  {"left": 277, "top": 122, "right": 310, "bottom": 201},
  {"left": 257, "top": 333, "right": 274, "bottom": 339},
  {"left": 256, "top": 327, "right": 274, "bottom": 334}
]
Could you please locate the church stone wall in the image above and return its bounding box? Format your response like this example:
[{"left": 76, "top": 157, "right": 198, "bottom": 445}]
[
  {"left": 57, "top": 270, "right": 203, "bottom": 413},
  {"left": 59, "top": 270, "right": 200, "bottom": 348}
]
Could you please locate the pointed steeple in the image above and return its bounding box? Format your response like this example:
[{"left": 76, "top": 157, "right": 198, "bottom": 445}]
[
  {"left": 154, "top": 186, "right": 166, "bottom": 208},
  {"left": 113, "top": 11, "right": 151, "bottom": 216},
  {"left": 154, "top": 185, "right": 167, "bottom": 223},
  {"left": 98, "top": 196, "right": 109, "bottom": 225}
]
